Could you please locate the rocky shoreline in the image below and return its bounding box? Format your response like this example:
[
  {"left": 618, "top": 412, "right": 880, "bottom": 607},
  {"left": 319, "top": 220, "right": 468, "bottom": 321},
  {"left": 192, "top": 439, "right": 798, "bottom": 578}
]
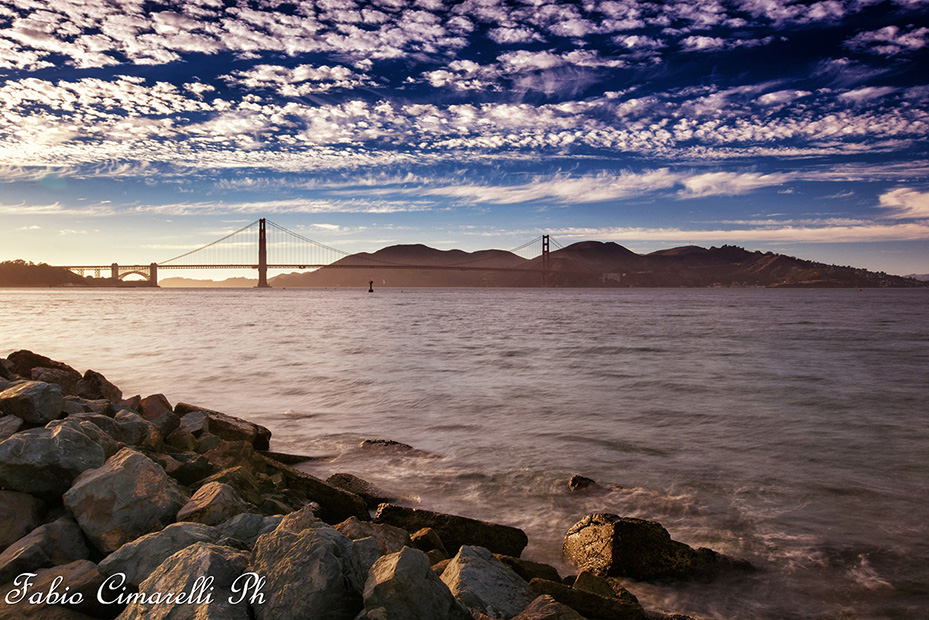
[{"left": 0, "top": 351, "right": 751, "bottom": 620}]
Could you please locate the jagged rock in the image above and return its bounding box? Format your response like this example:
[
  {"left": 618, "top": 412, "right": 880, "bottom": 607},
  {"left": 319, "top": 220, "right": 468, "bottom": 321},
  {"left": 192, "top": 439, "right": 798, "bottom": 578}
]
[
  {"left": 119, "top": 395, "right": 143, "bottom": 412},
  {"left": 179, "top": 410, "right": 209, "bottom": 435},
  {"left": 15, "top": 560, "right": 110, "bottom": 618},
  {"left": 200, "top": 466, "right": 265, "bottom": 505},
  {"left": 374, "top": 504, "right": 528, "bottom": 557},
  {"left": 177, "top": 482, "right": 251, "bottom": 526},
  {"left": 0, "top": 415, "right": 22, "bottom": 441},
  {"left": 568, "top": 475, "right": 597, "bottom": 492},
  {"left": 529, "top": 578, "right": 646, "bottom": 620},
  {"left": 0, "top": 359, "right": 14, "bottom": 380},
  {"left": 215, "top": 513, "right": 282, "bottom": 548},
  {"left": 175, "top": 403, "right": 271, "bottom": 450},
  {"left": 0, "top": 516, "right": 90, "bottom": 585},
  {"left": 67, "top": 411, "right": 120, "bottom": 439},
  {"left": 335, "top": 516, "right": 412, "bottom": 555},
  {"left": 203, "top": 439, "right": 254, "bottom": 470},
  {"left": 563, "top": 513, "right": 752, "bottom": 581},
  {"left": 165, "top": 426, "right": 198, "bottom": 452},
  {"left": 113, "top": 409, "right": 163, "bottom": 450},
  {"left": 326, "top": 472, "right": 398, "bottom": 509},
  {"left": 169, "top": 451, "right": 217, "bottom": 486},
  {"left": 441, "top": 545, "right": 536, "bottom": 619},
  {"left": 196, "top": 433, "right": 223, "bottom": 453},
  {"left": 140, "top": 394, "right": 172, "bottom": 420},
  {"left": 76, "top": 369, "right": 122, "bottom": 402},
  {"left": 512, "top": 595, "right": 585, "bottom": 620},
  {"left": 6, "top": 350, "right": 79, "bottom": 379},
  {"left": 427, "top": 548, "right": 449, "bottom": 564},
  {"left": 118, "top": 542, "right": 251, "bottom": 620},
  {"left": 31, "top": 367, "right": 82, "bottom": 396},
  {"left": 0, "top": 425, "right": 105, "bottom": 498},
  {"left": 97, "top": 521, "right": 221, "bottom": 588},
  {"left": 363, "top": 546, "right": 472, "bottom": 620},
  {"left": 411, "top": 527, "right": 449, "bottom": 556},
  {"left": 0, "top": 490, "right": 44, "bottom": 550},
  {"left": 63, "top": 447, "right": 189, "bottom": 554},
  {"left": 495, "top": 554, "right": 562, "bottom": 584},
  {"left": 259, "top": 450, "right": 316, "bottom": 465},
  {"left": 250, "top": 515, "right": 367, "bottom": 620},
  {"left": 0, "top": 381, "right": 64, "bottom": 424},
  {"left": 48, "top": 418, "right": 123, "bottom": 458},
  {"left": 62, "top": 396, "right": 109, "bottom": 416},
  {"left": 573, "top": 570, "right": 641, "bottom": 607}
]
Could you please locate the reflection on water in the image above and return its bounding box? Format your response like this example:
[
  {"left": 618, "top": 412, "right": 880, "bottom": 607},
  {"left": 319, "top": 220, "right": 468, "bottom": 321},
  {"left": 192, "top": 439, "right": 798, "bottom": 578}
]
[{"left": 2, "top": 287, "right": 928, "bottom": 618}]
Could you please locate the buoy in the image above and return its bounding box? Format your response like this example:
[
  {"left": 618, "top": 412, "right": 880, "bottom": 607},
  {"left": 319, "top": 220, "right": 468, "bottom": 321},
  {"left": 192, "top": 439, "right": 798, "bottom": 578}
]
[{"left": 368, "top": 280, "right": 374, "bottom": 293}]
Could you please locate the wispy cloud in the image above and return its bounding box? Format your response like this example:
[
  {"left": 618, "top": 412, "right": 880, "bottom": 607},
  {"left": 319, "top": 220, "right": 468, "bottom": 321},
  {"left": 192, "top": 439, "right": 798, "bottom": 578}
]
[{"left": 878, "top": 188, "right": 929, "bottom": 219}]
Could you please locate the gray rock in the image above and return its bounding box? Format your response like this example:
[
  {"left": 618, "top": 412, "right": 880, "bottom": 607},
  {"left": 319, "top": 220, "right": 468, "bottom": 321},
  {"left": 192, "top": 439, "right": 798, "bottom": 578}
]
[
  {"left": 0, "top": 516, "right": 89, "bottom": 585},
  {"left": 196, "top": 432, "right": 223, "bottom": 454},
  {"left": 48, "top": 418, "right": 123, "bottom": 458},
  {"left": 117, "top": 542, "right": 251, "bottom": 620},
  {"left": 326, "top": 472, "right": 399, "bottom": 509},
  {"left": 64, "top": 447, "right": 190, "bottom": 554},
  {"left": 511, "top": 595, "right": 585, "bottom": 620},
  {"left": 165, "top": 427, "right": 198, "bottom": 452},
  {"left": 175, "top": 403, "right": 271, "bottom": 450},
  {"left": 98, "top": 522, "right": 220, "bottom": 588},
  {"left": 363, "top": 546, "right": 472, "bottom": 620},
  {"left": 140, "top": 393, "right": 172, "bottom": 420},
  {"left": 441, "top": 545, "right": 536, "bottom": 619},
  {"left": 0, "top": 381, "right": 64, "bottom": 424},
  {"left": 6, "top": 350, "right": 78, "bottom": 378},
  {"left": 179, "top": 410, "right": 209, "bottom": 436},
  {"left": 200, "top": 466, "right": 264, "bottom": 505},
  {"left": 495, "top": 555, "right": 562, "bottom": 584},
  {"left": 177, "top": 482, "right": 251, "bottom": 526},
  {"left": 528, "top": 578, "right": 645, "bottom": 620},
  {"left": 215, "top": 513, "right": 281, "bottom": 547},
  {"left": 573, "top": 570, "right": 641, "bottom": 608},
  {"left": 0, "top": 425, "right": 105, "bottom": 499},
  {"left": 335, "top": 516, "right": 412, "bottom": 556},
  {"left": 30, "top": 366, "right": 82, "bottom": 396},
  {"left": 0, "top": 359, "right": 14, "bottom": 381},
  {"left": 0, "top": 415, "right": 22, "bottom": 441},
  {"left": 113, "top": 409, "right": 163, "bottom": 450},
  {"left": 374, "top": 504, "right": 528, "bottom": 558},
  {"left": 0, "top": 490, "right": 45, "bottom": 550},
  {"left": 411, "top": 527, "right": 449, "bottom": 555},
  {"left": 76, "top": 369, "right": 122, "bottom": 402},
  {"left": 20, "top": 560, "right": 111, "bottom": 618},
  {"left": 62, "top": 396, "right": 109, "bottom": 416}
]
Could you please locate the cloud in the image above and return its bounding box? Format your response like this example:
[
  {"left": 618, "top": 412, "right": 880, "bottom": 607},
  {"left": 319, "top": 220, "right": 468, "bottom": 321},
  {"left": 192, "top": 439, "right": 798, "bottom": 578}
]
[
  {"left": 878, "top": 188, "right": 929, "bottom": 219},
  {"left": 845, "top": 25, "right": 929, "bottom": 55},
  {"left": 678, "top": 171, "right": 794, "bottom": 197},
  {"left": 838, "top": 86, "right": 898, "bottom": 104}
]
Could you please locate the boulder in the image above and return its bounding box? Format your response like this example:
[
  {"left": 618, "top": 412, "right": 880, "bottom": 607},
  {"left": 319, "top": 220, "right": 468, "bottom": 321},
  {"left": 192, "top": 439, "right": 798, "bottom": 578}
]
[
  {"left": 47, "top": 418, "right": 123, "bottom": 458},
  {"left": 573, "top": 570, "right": 640, "bottom": 607},
  {"left": 165, "top": 427, "right": 198, "bottom": 452},
  {"left": 63, "top": 447, "right": 190, "bottom": 554},
  {"left": 440, "top": 545, "right": 536, "bottom": 619},
  {"left": 411, "top": 527, "right": 449, "bottom": 556},
  {"left": 568, "top": 475, "right": 598, "bottom": 492},
  {"left": 66, "top": 411, "right": 120, "bottom": 440},
  {"left": 31, "top": 367, "right": 82, "bottom": 396},
  {"left": 215, "top": 513, "right": 282, "bottom": 548},
  {"left": 363, "top": 546, "right": 472, "bottom": 620},
  {"left": 6, "top": 350, "right": 78, "bottom": 379},
  {"left": 76, "top": 370, "right": 122, "bottom": 402},
  {"left": 119, "top": 394, "right": 143, "bottom": 412},
  {"left": 175, "top": 403, "right": 271, "bottom": 450},
  {"left": 529, "top": 578, "right": 645, "bottom": 620},
  {"left": 168, "top": 451, "right": 217, "bottom": 486},
  {"left": 0, "top": 490, "right": 44, "bottom": 550},
  {"left": 140, "top": 393, "right": 172, "bottom": 421},
  {"left": 512, "top": 595, "right": 585, "bottom": 620},
  {"left": 0, "top": 359, "right": 14, "bottom": 380},
  {"left": 374, "top": 504, "right": 528, "bottom": 557},
  {"left": 0, "top": 516, "right": 90, "bottom": 585},
  {"left": 0, "top": 381, "right": 64, "bottom": 424},
  {"left": 117, "top": 542, "right": 251, "bottom": 620},
  {"left": 200, "top": 466, "right": 265, "bottom": 506},
  {"left": 13, "top": 560, "right": 110, "bottom": 618},
  {"left": 62, "top": 396, "right": 109, "bottom": 416},
  {"left": 0, "top": 415, "right": 22, "bottom": 441},
  {"left": 203, "top": 439, "right": 254, "bottom": 470},
  {"left": 562, "top": 513, "right": 751, "bottom": 581},
  {"left": 177, "top": 482, "right": 251, "bottom": 526},
  {"left": 495, "top": 554, "right": 562, "bottom": 584},
  {"left": 179, "top": 410, "right": 209, "bottom": 436},
  {"left": 97, "top": 521, "right": 221, "bottom": 588},
  {"left": 326, "top": 472, "right": 399, "bottom": 509},
  {"left": 0, "top": 425, "right": 105, "bottom": 499},
  {"left": 113, "top": 409, "right": 163, "bottom": 450},
  {"left": 335, "top": 516, "right": 412, "bottom": 555}
]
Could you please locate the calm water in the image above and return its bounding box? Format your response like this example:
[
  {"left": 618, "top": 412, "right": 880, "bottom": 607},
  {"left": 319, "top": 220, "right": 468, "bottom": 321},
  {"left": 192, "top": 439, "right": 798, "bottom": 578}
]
[{"left": 2, "top": 287, "right": 928, "bottom": 619}]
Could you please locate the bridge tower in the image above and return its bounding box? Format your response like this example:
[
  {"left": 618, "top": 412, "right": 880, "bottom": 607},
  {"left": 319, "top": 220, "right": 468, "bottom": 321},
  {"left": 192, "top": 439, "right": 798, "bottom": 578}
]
[
  {"left": 257, "top": 218, "right": 269, "bottom": 288},
  {"left": 541, "top": 234, "right": 550, "bottom": 287}
]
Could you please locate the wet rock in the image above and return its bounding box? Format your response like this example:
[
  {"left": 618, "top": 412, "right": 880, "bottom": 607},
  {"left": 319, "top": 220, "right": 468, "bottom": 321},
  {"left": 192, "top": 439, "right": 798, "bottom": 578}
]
[
  {"left": 31, "top": 367, "right": 82, "bottom": 396},
  {"left": 573, "top": 570, "right": 641, "bottom": 608},
  {"left": 562, "top": 513, "right": 752, "bottom": 581},
  {"left": 363, "top": 546, "right": 472, "bottom": 620},
  {"left": 67, "top": 411, "right": 120, "bottom": 439},
  {"left": 215, "top": 513, "right": 281, "bottom": 548},
  {"left": 411, "top": 527, "right": 449, "bottom": 556},
  {"left": 140, "top": 393, "right": 172, "bottom": 421},
  {"left": 0, "top": 425, "right": 105, "bottom": 499},
  {"left": 259, "top": 450, "right": 316, "bottom": 465},
  {"left": 326, "top": 472, "right": 399, "bottom": 509},
  {"left": 441, "top": 545, "right": 536, "bottom": 619},
  {"left": 118, "top": 542, "right": 251, "bottom": 620},
  {"left": 76, "top": 369, "right": 122, "bottom": 402},
  {"left": 358, "top": 438, "right": 438, "bottom": 458},
  {"left": 97, "top": 521, "right": 221, "bottom": 588},
  {"left": 335, "top": 516, "right": 412, "bottom": 555},
  {"left": 63, "top": 447, "right": 190, "bottom": 554},
  {"left": 7, "top": 350, "right": 79, "bottom": 379},
  {"left": 529, "top": 578, "right": 645, "bottom": 620},
  {"left": 0, "top": 490, "right": 44, "bottom": 550},
  {"left": 374, "top": 504, "right": 528, "bottom": 557},
  {"left": 568, "top": 475, "right": 597, "bottom": 492},
  {"left": 0, "top": 381, "right": 64, "bottom": 424},
  {"left": 0, "top": 415, "right": 22, "bottom": 441},
  {"left": 511, "top": 595, "right": 585, "bottom": 620},
  {"left": 177, "top": 481, "right": 251, "bottom": 526},
  {"left": 175, "top": 403, "right": 271, "bottom": 450},
  {"left": 0, "top": 516, "right": 90, "bottom": 585},
  {"left": 495, "top": 555, "right": 562, "bottom": 584}
]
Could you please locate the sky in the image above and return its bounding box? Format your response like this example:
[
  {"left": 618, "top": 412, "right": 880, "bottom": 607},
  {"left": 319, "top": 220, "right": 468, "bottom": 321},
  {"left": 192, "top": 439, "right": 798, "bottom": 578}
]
[{"left": 0, "top": 0, "right": 928, "bottom": 277}]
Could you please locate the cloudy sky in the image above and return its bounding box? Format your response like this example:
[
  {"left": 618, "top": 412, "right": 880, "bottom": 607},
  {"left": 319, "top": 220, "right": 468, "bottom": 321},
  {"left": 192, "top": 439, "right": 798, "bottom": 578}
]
[{"left": 1, "top": 0, "right": 927, "bottom": 275}]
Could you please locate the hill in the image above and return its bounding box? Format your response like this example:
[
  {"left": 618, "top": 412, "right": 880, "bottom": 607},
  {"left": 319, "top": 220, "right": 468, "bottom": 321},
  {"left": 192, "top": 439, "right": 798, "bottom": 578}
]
[
  {"left": 160, "top": 276, "right": 258, "bottom": 288},
  {"left": 0, "top": 260, "right": 90, "bottom": 287}
]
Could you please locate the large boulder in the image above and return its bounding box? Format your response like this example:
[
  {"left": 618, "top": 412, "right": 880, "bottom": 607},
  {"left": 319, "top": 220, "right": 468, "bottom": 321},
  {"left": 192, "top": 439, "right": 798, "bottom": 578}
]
[
  {"left": 440, "top": 545, "right": 536, "bottom": 619},
  {"left": 512, "top": 595, "right": 585, "bottom": 620},
  {"left": 175, "top": 403, "right": 271, "bottom": 450},
  {"left": 97, "top": 521, "right": 221, "bottom": 588},
  {"left": 363, "top": 546, "right": 472, "bottom": 620},
  {"left": 374, "top": 504, "right": 528, "bottom": 558},
  {"left": 113, "top": 410, "right": 163, "bottom": 450},
  {"left": 215, "top": 513, "right": 282, "bottom": 548},
  {"left": 177, "top": 481, "right": 251, "bottom": 526},
  {"left": 0, "top": 415, "right": 22, "bottom": 441},
  {"left": 0, "top": 381, "right": 64, "bottom": 424},
  {"left": 0, "top": 425, "right": 105, "bottom": 499},
  {"left": 335, "top": 516, "right": 412, "bottom": 555},
  {"left": 562, "top": 513, "right": 751, "bottom": 581},
  {"left": 6, "top": 350, "right": 79, "bottom": 379},
  {"left": 0, "top": 490, "right": 44, "bottom": 550},
  {"left": 117, "top": 542, "right": 251, "bottom": 620},
  {"left": 31, "top": 367, "right": 82, "bottom": 396},
  {"left": 63, "top": 448, "right": 190, "bottom": 554},
  {"left": 140, "top": 394, "right": 172, "bottom": 420},
  {"left": 0, "top": 516, "right": 90, "bottom": 585},
  {"left": 76, "top": 369, "right": 122, "bottom": 402},
  {"left": 326, "top": 472, "right": 399, "bottom": 509},
  {"left": 7, "top": 560, "right": 111, "bottom": 618},
  {"left": 528, "top": 578, "right": 645, "bottom": 620},
  {"left": 48, "top": 418, "right": 123, "bottom": 459}
]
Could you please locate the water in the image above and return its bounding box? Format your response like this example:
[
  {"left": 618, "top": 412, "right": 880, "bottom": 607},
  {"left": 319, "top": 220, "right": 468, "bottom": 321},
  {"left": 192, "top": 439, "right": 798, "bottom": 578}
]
[{"left": 1, "top": 287, "right": 927, "bottom": 619}]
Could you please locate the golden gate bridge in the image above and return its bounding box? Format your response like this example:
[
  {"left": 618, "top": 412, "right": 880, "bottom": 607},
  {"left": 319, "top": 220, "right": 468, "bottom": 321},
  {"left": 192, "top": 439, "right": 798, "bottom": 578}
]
[{"left": 56, "top": 218, "right": 562, "bottom": 287}]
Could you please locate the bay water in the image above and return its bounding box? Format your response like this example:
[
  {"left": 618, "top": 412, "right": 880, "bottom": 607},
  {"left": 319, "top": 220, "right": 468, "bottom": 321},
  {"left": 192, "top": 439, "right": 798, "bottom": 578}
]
[{"left": 1, "top": 287, "right": 927, "bottom": 619}]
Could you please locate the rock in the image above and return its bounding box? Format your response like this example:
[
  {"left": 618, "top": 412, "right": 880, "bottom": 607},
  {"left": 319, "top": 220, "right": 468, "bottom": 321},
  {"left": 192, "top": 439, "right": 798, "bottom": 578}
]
[
  {"left": 0, "top": 490, "right": 44, "bottom": 550},
  {"left": 48, "top": 418, "right": 123, "bottom": 458},
  {"left": 363, "top": 546, "right": 472, "bottom": 620},
  {"left": 175, "top": 403, "right": 271, "bottom": 450},
  {"left": 148, "top": 411, "right": 180, "bottom": 438},
  {"left": 562, "top": 513, "right": 752, "bottom": 581},
  {"left": 203, "top": 439, "right": 254, "bottom": 470},
  {"left": 573, "top": 570, "right": 641, "bottom": 608},
  {"left": 374, "top": 504, "right": 528, "bottom": 558},
  {"left": 0, "top": 415, "right": 22, "bottom": 441},
  {"left": 0, "top": 516, "right": 90, "bottom": 585},
  {"left": 411, "top": 527, "right": 449, "bottom": 556},
  {"left": 259, "top": 450, "right": 316, "bottom": 465},
  {"left": 250, "top": 517, "right": 366, "bottom": 620},
  {"left": 63, "top": 447, "right": 190, "bottom": 554},
  {"left": 169, "top": 451, "right": 217, "bottom": 486},
  {"left": 0, "top": 425, "right": 105, "bottom": 499},
  {"left": 62, "top": 396, "right": 109, "bottom": 415},
  {"left": 215, "top": 513, "right": 281, "bottom": 548},
  {"left": 427, "top": 548, "right": 449, "bottom": 565},
  {"left": 568, "top": 475, "right": 597, "bottom": 492},
  {"left": 432, "top": 557, "right": 452, "bottom": 575},
  {"left": 0, "top": 381, "right": 64, "bottom": 424},
  {"left": 177, "top": 482, "right": 251, "bottom": 526},
  {"left": 0, "top": 359, "right": 14, "bottom": 380},
  {"left": 140, "top": 393, "right": 172, "bottom": 420},
  {"left": 76, "top": 369, "right": 122, "bottom": 402},
  {"left": 119, "top": 394, "right": 143, "bottom": 412},
  {"left": 196, "top": 433, "right": 223, "bottom": 453},
  {"left": 495, "top": 555, "right": 562, "bottom": 584},
  {"left": 441, "top": 545, "right": 536, "bottom": 619},
  {"left": 117, "top": 542, "right": 251, "bottom": 620},
  {"left": 165, "top": 426, "right": 198, "bottom": 452},
  {"left": 179, "top": 410, "right": 209, "bottom": 435},
  {"left": 67, "top": 411, "right": 120, "bottom": 439},
  {"left": 6, "top": 350, "right": 79, "bottom": 379},
  {"left": 97, "top": 521, "right": 221, "bottom": 588},
  {"left": 511, "top": 595, "right": 585, "bottom": 620},
  {"left": 335, "top": 516, "right": 412, "bottom": 555},
  {"left": 529, "top": 578, "right": 645, "bottom": 620},
  {"left": 326, "top": 472, "right": 399, "bottom": 509},
  {"left": 31, "top": 367, "right": 82, "bottom": 396},
  {"left": 113, "top": 409, "right": 163, "bottom": 450},
  {"left": 17, "top": 560, "right": 110, "bottom": 618},
  {"left": 200, "top": 466, "right": 265, "bottom": 506}
]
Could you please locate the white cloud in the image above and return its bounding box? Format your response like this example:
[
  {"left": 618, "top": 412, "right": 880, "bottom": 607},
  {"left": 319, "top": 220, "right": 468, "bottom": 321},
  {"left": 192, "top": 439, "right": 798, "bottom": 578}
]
[
  {"left": 838, "top": 86, "right": 898, "bottom": 104},
  {"left": 678, "top": 172, "right": 794, "bottom": 197},
  {"left": 878, "top": 188, "right": 929, "bottom": 219},
  {"left": 846, "top": 25, "right": 929, "bottom": 55}
]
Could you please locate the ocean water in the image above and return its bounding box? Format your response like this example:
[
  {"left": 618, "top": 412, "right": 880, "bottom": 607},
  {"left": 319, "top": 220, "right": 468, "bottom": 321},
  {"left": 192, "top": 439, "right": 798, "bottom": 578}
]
[{"left": 2, "top": 287, "right": 927, "bottom": 619}]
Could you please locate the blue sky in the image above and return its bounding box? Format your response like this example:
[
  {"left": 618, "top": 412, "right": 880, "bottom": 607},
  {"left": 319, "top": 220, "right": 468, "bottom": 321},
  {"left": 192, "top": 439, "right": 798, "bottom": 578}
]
[{"left": 1, "top": 0, "right": 928, "bottom": 276}]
